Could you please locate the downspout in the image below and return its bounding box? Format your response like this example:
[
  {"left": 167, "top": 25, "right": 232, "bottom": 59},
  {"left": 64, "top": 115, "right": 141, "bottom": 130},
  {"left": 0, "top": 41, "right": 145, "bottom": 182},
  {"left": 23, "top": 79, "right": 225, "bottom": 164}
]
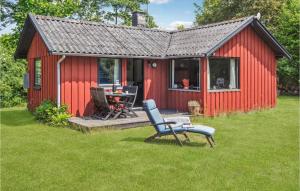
[{"left": 56, "top": 55, "right": 66, "bottom": 107}]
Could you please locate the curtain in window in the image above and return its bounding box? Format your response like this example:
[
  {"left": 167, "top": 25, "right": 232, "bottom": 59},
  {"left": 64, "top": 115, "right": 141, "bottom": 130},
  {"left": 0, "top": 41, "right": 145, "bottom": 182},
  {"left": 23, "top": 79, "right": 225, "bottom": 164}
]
[
  {"left": 229, "top": 59, "right": 236, "bottom": 89},
  {"left": 98, "top": 58, "right": 121, "bottom": 85},
  {"left": 113, "top": 59, "right": 120, "bottom": 84}
]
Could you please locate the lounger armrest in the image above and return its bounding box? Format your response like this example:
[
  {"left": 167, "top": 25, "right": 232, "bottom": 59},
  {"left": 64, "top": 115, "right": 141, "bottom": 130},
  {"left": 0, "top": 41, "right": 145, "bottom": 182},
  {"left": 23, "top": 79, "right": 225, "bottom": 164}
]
[
  {"left": 164, "top": 117, "right": 192, "bottom": 126},
  {"left": 166, "top": 122, "right": 184, "bottom": 129},
  {"left": 152, "top": 122, "right": 184, "bottom": 131},
  {"left": 153, "top": 121, "right": 177, "bottom": 126}
]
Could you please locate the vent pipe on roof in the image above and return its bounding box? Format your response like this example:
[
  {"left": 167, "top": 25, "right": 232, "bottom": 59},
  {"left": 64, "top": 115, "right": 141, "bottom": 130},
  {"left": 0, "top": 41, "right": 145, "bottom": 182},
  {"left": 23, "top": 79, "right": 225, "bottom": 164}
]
[
  {"left": 132, "top": 11, "right": 147, "bottom": 27},
  {"left": 255, "top": 12, "right": 261, "bottom": 20},
  {"left": 57, "top": 55, "right": 66, "bottom": 107}
]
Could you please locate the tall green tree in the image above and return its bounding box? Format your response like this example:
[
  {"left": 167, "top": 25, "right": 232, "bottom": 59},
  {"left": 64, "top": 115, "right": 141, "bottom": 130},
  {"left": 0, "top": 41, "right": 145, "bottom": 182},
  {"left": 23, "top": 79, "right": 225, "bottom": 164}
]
[
  {"left": 3, "top": 0, "right": 80, "bottom": 31},
  {"left": 105, "top": 0, "right": 156, "bottom": 27},
  {"left": 194, "top": 0, "right": 285, "bottom": 30},
  {"left": 273, "top": 0, "right": 299, "bottom": 86},
  {"left": 76, "top": 0, "right": 107, "bottom": 22},
  {"left": 0, "top": 34, "right": 27, "bottom": 107},
  {"left": 194, "top": 0, "right": 299, "bottom": 87}
]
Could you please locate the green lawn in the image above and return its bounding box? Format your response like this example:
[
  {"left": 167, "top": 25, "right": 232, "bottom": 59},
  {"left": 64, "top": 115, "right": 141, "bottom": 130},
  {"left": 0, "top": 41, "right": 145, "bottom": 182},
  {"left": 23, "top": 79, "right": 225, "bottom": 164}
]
[{"left": 1, "top": 97, "right": 299, "bottom": 191}]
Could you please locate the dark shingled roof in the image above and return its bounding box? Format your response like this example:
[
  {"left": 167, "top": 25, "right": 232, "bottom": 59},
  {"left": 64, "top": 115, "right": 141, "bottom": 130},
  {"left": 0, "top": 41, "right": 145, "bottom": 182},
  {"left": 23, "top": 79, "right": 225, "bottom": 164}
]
[{"left": 15, "top": 14, "right": 291, "bottom": 59}]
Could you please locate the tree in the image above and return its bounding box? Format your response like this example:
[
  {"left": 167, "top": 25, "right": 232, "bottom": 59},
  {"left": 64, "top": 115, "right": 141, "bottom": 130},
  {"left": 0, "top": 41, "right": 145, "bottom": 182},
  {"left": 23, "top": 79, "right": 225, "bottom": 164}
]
[
  {"left": 0, "top": 34, "right": 27, "bottom": 107},
  {"left": 2, "top": 0, "right": 80, "bottom": 32},
  {"left": 273, "top": 0, "right": 300, "bottom": 87},
  {"left": 194, "top": 0, "right": 286, "bottom": 33},
  {"left": 76, "top": 0, "right": 107, "bottom": 22},
  {"left": 104, "top": 0, "right": 157, "bottom": 27},
  {"left": 176, "top": 24, "right": 185, "bottom": 30},
  {"left": 194, "top": 0, "right": 299, "bottom": 87}
]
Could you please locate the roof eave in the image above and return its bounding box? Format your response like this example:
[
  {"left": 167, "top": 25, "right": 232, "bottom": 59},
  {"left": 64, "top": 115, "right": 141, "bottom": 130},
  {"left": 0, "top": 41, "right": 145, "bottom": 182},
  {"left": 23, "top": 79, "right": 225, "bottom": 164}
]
[
  {"left": 252, "top": 20, "right": 292, "bottom": 59},
  {"left": 28, "top": 14, "right": 54, "bottom": 52},
  {"left": 14, "top": 14, "right": 54, "bottom": 59},
  {"left": 205, "top": 17, "right": 291, "bottom": 59},
  {"left": 51, "top": 51, "right": 205, "bottom": 59}
]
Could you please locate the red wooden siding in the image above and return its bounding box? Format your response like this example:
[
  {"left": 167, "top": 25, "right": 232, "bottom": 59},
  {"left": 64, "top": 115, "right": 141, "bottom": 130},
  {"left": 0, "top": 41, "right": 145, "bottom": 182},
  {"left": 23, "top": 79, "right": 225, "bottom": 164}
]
[
  {"left": 143, "top": 58, "right": 204, "bottom": 112},
  {"left": 28, "top": 39, "right": 130, "bottom": 116},
  {"left": 60, "top": 57, "right": 128, "bottom": 116},
  {"left": 27, "top": 25, "right": 278, "bottom": 117},
  {"left": 27, "top": 33, "right": 59, "bottom": 110},
  {"left": 143, "top": 59, "right": 168, "bottom": 109},
  {"left": 204, "top": 26, "right": 277, "bottom": 116},
  {"left": 121, "top": 58, "right": 128, "bottom": 86},
  {"left": 167, "top": 58, "right": 204, "bottom": 111},
  {"left": 60, "top": 56, "right": 97, "bottom": 116}
]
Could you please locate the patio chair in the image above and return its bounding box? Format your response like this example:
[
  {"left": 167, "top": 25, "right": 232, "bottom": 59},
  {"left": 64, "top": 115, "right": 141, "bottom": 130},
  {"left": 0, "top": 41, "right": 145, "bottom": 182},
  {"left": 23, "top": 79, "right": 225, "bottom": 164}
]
[
  {"left": 143, "top": 99, "right": 216, "bottom": 147},
  {"left": 121, "top": 86, "right": 138, "bottom": 117},
  {"left": 90, "top": 87, "right": 121, "bottom": 120}
]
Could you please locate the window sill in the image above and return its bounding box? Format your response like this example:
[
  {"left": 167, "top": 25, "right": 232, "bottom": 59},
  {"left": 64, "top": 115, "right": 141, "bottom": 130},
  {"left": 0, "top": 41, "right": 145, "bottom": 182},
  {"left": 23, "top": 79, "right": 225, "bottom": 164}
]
[
  {"left": 98, "top": 84, "right": 122, "bottom": 89},
  {"left": 208, "top": 89, "right": 240, "bottom": 93},
  {"left": 33, "top": 85, "right": 41, "bottom": 90},
  {"left": 168, "top": 88, "right": 201, "bottom": 92},
  {"left": 99, "top": 84, "right": 121, "bottom": 87}
]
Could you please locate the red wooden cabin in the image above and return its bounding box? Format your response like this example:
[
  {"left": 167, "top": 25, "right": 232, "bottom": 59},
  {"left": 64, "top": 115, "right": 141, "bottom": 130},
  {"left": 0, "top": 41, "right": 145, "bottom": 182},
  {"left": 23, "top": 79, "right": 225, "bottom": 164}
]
[{"left": 15, "top": 14, "right": 290, "bottom": 117}]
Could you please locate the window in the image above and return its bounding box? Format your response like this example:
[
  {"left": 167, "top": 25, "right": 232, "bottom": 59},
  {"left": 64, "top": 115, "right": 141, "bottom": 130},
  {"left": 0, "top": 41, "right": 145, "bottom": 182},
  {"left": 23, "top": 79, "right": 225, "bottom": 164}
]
[
  {"left": 34, "top": 58, "right": 41, "bottom": 87},
  {"left": 208, "top": 58, "right": 240, "bottom": 90},
  {"left": 98, "top": 58, "right": 121, "bottom": 85},
  {"left": 169, "top": 59, "right": 200, "bottom": 90}
]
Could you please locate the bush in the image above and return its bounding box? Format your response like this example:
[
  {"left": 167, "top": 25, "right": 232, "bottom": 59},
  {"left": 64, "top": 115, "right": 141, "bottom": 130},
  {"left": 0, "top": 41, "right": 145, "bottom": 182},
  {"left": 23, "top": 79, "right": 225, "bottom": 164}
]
[
  {"left": 34, "top": 100, "right": 71, "bottom": 127},
  {"left": 0, "top": 35, "right": 27, "bottom": 108}
]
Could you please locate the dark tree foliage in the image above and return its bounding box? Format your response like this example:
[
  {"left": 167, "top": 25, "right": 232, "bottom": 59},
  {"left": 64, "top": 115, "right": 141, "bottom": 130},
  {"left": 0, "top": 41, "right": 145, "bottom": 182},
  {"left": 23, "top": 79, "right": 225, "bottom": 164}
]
[
  {"left": 194, "top": 0, "right": 299, "bottom": 88},
  {"left": 0, "top": 34, "right": 27, "bottom": 107}
]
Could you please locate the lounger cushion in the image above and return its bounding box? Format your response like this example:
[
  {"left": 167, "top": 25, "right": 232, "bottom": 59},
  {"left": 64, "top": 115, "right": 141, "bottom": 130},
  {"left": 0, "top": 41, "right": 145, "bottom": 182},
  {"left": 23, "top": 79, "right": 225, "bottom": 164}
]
[
  {"left": 143, "top": 99, "right": 157, "bottom": 110},
  {"left": 187, "top": 125, "right": 215, "bottom": 136}
]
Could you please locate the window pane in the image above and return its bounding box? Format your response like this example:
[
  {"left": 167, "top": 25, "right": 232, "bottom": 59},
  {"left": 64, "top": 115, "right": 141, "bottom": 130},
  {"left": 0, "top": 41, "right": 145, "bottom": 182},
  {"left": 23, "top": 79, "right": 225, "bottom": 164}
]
[
  {"left": 34, "top": 59, "right": 41, "bottom": 86},
  {"left": 209, "top": 58, "right": 239, "bottom": 90},
  {"left": 170, "top": 59, "right": 200, "bottom": 90},
  {"left": 98, "top": 58, "right": 121, "bottom": 85}
]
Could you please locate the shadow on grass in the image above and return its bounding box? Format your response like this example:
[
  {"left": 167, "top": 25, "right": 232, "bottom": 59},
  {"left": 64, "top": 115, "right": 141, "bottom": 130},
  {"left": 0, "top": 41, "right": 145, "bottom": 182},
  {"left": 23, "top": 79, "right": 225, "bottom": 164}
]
[
  {"left": 0, "top": 108, "right": 37, "bottom": 127},
  {"left": 122, "top": 136, "right": 207, "bottom": 147}
]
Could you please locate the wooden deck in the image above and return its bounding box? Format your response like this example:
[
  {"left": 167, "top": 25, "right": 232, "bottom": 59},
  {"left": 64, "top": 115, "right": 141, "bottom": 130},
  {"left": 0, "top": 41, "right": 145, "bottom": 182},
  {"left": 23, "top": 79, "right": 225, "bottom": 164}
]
[{"left": 68, "top": 109, "right": 191, "bottom": 133}]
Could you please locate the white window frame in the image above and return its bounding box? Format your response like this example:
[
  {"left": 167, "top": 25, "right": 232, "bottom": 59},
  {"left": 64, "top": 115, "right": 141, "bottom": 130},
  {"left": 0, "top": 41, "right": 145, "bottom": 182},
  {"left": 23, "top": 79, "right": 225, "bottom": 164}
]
[
  {"left": 98, "top": 58, "right": 122, "bottom": 87},
  {"left": 207, "top": 57, "right": 240, "bottom": 92},
  {"left": 34, "top": 58, "right": 42, "bottom": 89},
  {"left": 169, "top": 58, "right": 201, "bottom": 92}
]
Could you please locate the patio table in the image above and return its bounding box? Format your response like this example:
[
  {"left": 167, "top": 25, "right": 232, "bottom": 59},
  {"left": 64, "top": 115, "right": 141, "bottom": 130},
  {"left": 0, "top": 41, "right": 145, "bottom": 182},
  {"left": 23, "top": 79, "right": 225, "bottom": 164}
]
[
  {"left": 105, "top": 92, "right": 137, "bottom": 119},
  {"left": 105, "top": 92, "right": 136, "bottom": 97}
]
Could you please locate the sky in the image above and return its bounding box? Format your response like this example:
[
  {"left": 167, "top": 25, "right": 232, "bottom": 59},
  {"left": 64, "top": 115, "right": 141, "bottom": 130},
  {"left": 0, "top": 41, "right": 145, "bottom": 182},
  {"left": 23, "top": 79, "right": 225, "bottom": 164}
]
[
  {"left": 147, "top": 0, "right": 202, "bottom": 30},
  {"left": 0, "top": 0, "right": 203, "bottom": 35}
]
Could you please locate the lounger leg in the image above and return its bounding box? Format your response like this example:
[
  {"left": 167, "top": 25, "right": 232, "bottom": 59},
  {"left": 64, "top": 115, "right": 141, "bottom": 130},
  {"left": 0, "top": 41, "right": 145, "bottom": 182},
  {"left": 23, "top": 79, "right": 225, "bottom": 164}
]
[
  {"left": 183, "top": 133, "right": 190, "bottom": 142},
  {"left": 145, "top": 134, "right": 158, "bottom": 142},
  {"left": 210, "top": 136, "right": 216, "bottom": 144},
  {"left": 173, "top": 133, "right": 183, "bottom": 146},
  {"left": 205, "top": 136, "right": 213, "bottom": 148}
]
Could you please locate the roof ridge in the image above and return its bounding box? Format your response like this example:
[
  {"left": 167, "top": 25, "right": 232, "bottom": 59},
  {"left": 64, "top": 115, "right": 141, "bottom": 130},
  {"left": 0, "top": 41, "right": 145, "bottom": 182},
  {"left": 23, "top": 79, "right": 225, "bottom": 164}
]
[
  {"left": 171, "top": 16, "right": 254, "bottom": 33},
  {"left": 33, "top": 14, "right": 254, "bottom": 34},
  {"left": 32, "top": 14, "right": 170, "bottom": 33}
]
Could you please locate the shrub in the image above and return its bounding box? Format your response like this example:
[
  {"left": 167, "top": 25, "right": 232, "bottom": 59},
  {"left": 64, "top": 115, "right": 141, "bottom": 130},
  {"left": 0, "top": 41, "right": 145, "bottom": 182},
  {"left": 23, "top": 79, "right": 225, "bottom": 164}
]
[{"left": 34, "top": 100, "right": 71, "bottom": 127}]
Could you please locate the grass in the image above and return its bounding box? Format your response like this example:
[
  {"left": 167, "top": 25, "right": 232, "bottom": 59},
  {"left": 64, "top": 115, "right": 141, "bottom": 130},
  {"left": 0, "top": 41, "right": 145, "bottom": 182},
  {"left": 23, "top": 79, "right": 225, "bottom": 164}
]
[{"left": 1, "top": 96, "right": 299, "bottom": 191}]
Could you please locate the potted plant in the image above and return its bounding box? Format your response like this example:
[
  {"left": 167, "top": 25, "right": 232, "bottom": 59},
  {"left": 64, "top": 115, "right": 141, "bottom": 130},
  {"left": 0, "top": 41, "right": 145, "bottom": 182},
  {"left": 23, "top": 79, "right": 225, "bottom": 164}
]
[{"left": 188, "top": 100, "right": 202, "bottom": 115}]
